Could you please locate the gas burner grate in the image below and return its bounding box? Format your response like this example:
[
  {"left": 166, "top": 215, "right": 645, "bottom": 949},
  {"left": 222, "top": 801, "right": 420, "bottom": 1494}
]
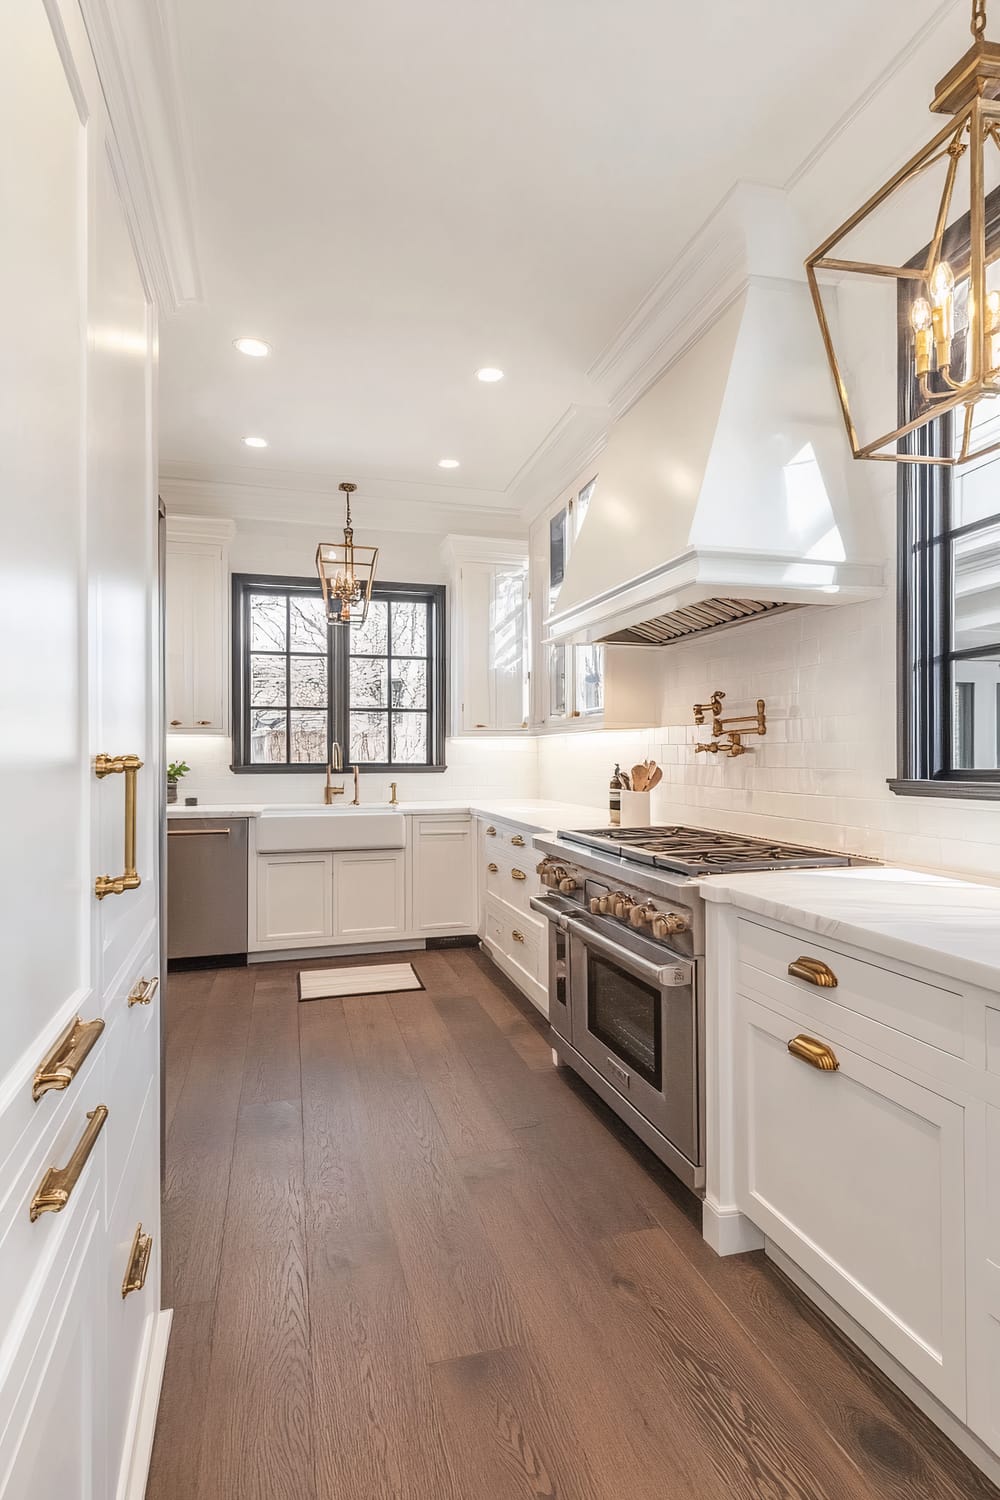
[{"left": 560, "top": 824, "right": 855, "bottom": 876}]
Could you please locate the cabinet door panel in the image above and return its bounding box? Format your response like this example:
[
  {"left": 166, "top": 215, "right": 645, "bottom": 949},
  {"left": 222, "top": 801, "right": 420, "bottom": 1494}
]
[
  {"left": 412, "top": 819, "right": 476, "bottom": 934},
  {"left": 968, "top": 1102, "right": 1000, "bottom": 1450},
  {"left": 334, "top": 851, "right": 405, "bottom": 940},
  {"left": 256, "top": 854, "right": 333, "bottom": 946},
  {"left": 735, "top": 996, "right": 967, "bottom": 1415}
]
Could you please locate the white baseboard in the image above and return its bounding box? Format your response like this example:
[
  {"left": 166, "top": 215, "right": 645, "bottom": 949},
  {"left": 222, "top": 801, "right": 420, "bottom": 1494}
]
[
  {"left": 249, "top": 938, "right": 427, "bottom": 963},
  {"left": 768, "top": 1244, "right": 1000, "bottom": 1490},
  {"left": 122, "top": 1309, "right": 173, "bottom": 1500},
  {"left": 702, "top": 1198, "right": 765, "bottom": 1256}
]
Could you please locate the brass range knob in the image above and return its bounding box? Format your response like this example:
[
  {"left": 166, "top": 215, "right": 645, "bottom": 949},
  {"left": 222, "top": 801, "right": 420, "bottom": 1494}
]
[
  {"left": 629, "top": 901, "right": 658, "bottom": 930},
  {"left": 652, "top": 912, "right": 688, "bottom": 940},
  {"left": 558, "top": 877, "right": 577, "bottom": 894},
  {"left": 613, "top": 894, "right": 636, "bottom": 921},
  {"left": 589, "top": 897, "right": 602, "bottom": 914}
]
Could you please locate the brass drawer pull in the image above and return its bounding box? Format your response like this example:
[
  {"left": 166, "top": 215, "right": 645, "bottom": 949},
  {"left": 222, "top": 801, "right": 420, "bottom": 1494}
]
[
  {"left": 94, "top": 753, "right": 142, "bottom": 899},
  {"left": 167, "top": 827, "right": 230, "bottom": 837},
  {"left": 485, "top": 826, "right": 497, "bottom": 836},
  {"left": 487, "top": 862, "right": 499, "bottom": 873},
  {"left": 788, "top": 956, "right": 838, "bottom": 988},
  {"left": 511, "top": 834, "right": 526, "bottom": 847},
  {"left": 122, "top": 1222, "right": 154, "bottom": 1298},
  {"left": 787, "top": 1035, "right": 840, "bottom": 1072},
  {"left": 33, "top": 1017, "right": 105, "bottom": 1103},
  {"left": 30, "top": 1106, "right": 108, "bottom": 1221},
  {"left": 511, "top": 868, "right": 527, "bottom": 881},
  {"left": 127, "top": 976, "right": 159, "bottom": 1008},
  {"left": 512, "top": 929, "right": 525, "bottom": 944}
]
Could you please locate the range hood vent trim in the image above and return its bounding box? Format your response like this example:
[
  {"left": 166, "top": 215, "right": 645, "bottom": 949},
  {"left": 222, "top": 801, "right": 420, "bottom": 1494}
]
[{"left": 600, "top": 598, "right": 798, "bottom": 646}]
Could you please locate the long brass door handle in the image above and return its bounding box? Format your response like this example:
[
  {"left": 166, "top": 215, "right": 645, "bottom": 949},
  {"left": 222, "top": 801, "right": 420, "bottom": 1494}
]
[
  {"left": 30, "top": 1106, "right": 108, "bottom": 1221},
  {"left": 127, "top": 976, "right": 159, "bottom": 1008},
  {"left": 788, "top": 956, "right": 838, "bottom": 988},
  {"left": 121, "top": 1222, "right": 154, "bottom": 1298},
  {"left": 787, "top": 1035, "right": 840, "bottom": 1072},
  {"left": 33, "top": 1017, "right": 105, "bottom": 1103},
  {"left": 95, "top": 754, "right": 142, "bottom": 899}
]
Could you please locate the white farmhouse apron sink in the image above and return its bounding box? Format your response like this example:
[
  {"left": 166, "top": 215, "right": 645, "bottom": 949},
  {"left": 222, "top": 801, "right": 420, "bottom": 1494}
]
[{"left": 255, "top": 807, "right": 407, "bottom": 852}]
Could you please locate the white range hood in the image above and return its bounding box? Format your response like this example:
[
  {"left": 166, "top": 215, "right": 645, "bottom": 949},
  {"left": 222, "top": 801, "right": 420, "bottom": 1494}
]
[{"left": 547, "top": 198, "right": 884, "bottom": 648}]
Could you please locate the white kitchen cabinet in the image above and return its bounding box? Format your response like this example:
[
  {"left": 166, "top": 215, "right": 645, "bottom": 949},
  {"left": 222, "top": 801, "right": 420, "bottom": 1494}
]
[
  {"left": 733, "top": 993, "right": 967, "bottom": 1414},
  {"left": 256, "top": 852, "right": 334, "bottom": 948},
  {"left": 478, "top": 816, "right": 548, "bottom": 1016},
  {"left": 968, "top": 1024, "right": 1000, "bottom": 1452},
  {"left": 442, "top": 537, "right": 529, "bottom": 735},
  {"left": 333, "top": 849, "right": 405, "bottom": 941},
  {"left": 410, "top": 815, "right": 478, "bottom": 934},
  {"left": 165, "top": 516, "right": 234, "bottom": 733}
]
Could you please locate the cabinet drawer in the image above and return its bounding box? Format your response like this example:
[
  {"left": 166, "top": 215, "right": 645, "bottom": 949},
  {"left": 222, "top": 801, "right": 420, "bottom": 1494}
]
[
  {"left": 484, "top": 849, "right": 538, "bottom": 916},
  {"left": 481, "top": 820, "right": 533, "bottom": 856},
  {"left": 484, "top": 894, "right": 543, "bottom": 984},
  {"left": 735, "top": 993, "right": 967, "bottom": 1415},
  {"left": 737, "top": 917, "right": 965, "bottom": 1059},
  {"left": 102, "top": 946, "right": 159, "bottom": 1214}
]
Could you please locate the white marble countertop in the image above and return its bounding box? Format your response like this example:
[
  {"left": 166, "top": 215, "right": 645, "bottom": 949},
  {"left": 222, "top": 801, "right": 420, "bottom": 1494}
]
[
  {"left": 702, "top": 866, "right": 1000, "bottom": 992},
  {"left": 166, "top": 797, "right": 609, "bottom": 835}
]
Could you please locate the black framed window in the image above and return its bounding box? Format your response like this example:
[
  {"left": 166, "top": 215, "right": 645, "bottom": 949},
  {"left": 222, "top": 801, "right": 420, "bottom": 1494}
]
[{"left": 231, "top": 574, "right": 446, "bottom": 772}]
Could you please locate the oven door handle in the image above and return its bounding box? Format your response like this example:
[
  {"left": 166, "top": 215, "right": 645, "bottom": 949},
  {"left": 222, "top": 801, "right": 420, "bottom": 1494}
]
[
  {"left": 564, "top": 913, "right": 691, "bottom": 989},
  {"left": 529, "top": 894, "right": 573, "bottom": 928}
]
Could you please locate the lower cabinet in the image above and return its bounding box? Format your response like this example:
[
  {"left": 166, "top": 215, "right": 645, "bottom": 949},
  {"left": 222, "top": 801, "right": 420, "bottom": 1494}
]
[
  {"left": 968, "top": 1100, "right": 1000, "bottom": 1452},
  {"left": 483, "top": 894, "right": 547, "bottom": 1015},
  {"left": 256, "top": 852, "right": 335, "bottom": 948},
  {"left": 734, "top": 994, "right": 967, "bottom": 1414},
  {"left": 410, "top": 816, "right": 478, "bottom": 935},
  {"left": 334, "top": 850, "right": 405, "bottom": 941}
]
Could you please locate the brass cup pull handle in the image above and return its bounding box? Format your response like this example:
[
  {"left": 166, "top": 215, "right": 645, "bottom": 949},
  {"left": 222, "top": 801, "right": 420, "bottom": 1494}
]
[
  {"left": 485, "top": 826, "right": 497, "bottom": 836},
  {"left": 511, "top": 835, "right": 526, "bottom": 847},
  {"left": 128, "top": 976, "right": 159, "bottom": 1008},
  {"left": 30, "top": 1105, "right": 109, "bottom": 1221},
  {"left": 95, "top": 753, "right": 143, "bottom": 899},
  {"left": 512, "top": 929, "right": 525, "bottom": 944},
  {"left": 788, "top": 1034, "right": 840, "bottom": 1072},
  {"left": 511, "top": 868, "right": 527, "bottom": 881},
  {"left": 788, "top": 956, "right": 838, "bottom": 988},
  {"left": 33, "top": 1016, "right": 105, "bottom": 1103},
  {"left": 122, "top": 1222, "right": 154, "bottom": 1298},
  {"left": 487, "top": 862, "right": 499, "bottom": 873}
]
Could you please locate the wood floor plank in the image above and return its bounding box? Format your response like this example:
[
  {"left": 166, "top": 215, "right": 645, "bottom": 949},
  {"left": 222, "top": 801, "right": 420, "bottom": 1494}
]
[
  {"left": 240, "top": 971, "right": 302, "bottom": 1105},
  {"left": 162, "top": 967, "right": 253, "bottom": 1308},
  {"left": 345, "top": 993, "right": 523, "bottom": 1363},
  {"left": 195, "top": 1099, "right": 314, "bottom": 1500},
  {"left": 389, "top": 989, "right": 518, "bottom": 1157},
  {"left": 162, "top": 969, "right": 213, "bottom": 1134},
  {"left": 144, "top": 1301, "right": 213, "bottom": 1500},
  {"left": 430, "top": 1343, "right": 606, "bottom": 1500},
  {"left": 467, "top": 967, "right": 555, "bottom": 1071},
  {"left": 600, "top": 1225, "right": 872, "bottom": 1499},
  {"left": 458, "top": 1148, "right": 702, "bottom": 1500},
  {"left": 432, "top": 988, "right": 575, "bottom": 1129}
]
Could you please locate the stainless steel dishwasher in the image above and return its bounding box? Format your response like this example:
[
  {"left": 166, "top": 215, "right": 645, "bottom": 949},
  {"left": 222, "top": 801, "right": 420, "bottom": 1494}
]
[{"left": 167, "top": 816, "right": 249, "bottom": 963}]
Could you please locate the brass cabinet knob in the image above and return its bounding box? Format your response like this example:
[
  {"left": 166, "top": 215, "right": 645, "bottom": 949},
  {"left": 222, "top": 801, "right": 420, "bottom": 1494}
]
[
  {"left": 512, "top": 929, "right": 525, "bottom": 944},
  {"left": 511, "top": 834, "right": 526, "bottom": 847},
  {"left": 787, "top": 1034, "right": 840, "bottom": 1071},
  {"left": 485, "top": 826, "right": 497, "bottom": 836},
  {"left": 511, "top": 868, "right": 527, "bottom": 882},
  {"left": 487, "top": 862, "right": 499, "bottom": 873},
  {"left": 169, "top": 719, "right": 182, "bottom": 726},
  {"left": 127, "top": 976, "right": 159, "bottom": 1008},
  {"left": 196, "top": 720, "right": 211, "bottom": 725},
  {"left": 788, "top": 956, "right": 838, "bottom": 988}
]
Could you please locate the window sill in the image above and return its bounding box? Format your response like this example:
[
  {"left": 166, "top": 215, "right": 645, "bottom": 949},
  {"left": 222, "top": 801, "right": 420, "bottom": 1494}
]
[
  {"left": 888, "top": 778, "right": 1000, "bottom": 801},
  {"left": 229, "top": 762, "right": 448, "bottom": 774}
]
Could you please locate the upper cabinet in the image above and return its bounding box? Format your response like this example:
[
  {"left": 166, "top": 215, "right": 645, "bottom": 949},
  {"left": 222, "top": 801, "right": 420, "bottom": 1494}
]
[
  {"left": 530, "top": 472, "right": 659, "bottom": 730},
  {"left": 165, "top": 515, "right": 234, "bottom": 734},
  {"left": 443, "top": 537, "right": 530, "bottom": 735}
]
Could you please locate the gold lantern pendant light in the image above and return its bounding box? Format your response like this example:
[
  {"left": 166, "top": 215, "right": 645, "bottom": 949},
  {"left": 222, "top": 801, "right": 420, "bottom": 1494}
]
[
  {"left": 807, "top": 0, "right": 1000, "bottom": 466},
  {"left": 315, "top": 481, "right": 379, "bottom": 625}
]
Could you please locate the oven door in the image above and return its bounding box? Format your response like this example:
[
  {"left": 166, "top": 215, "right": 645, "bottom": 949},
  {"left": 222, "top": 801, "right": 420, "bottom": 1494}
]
[
  {"left": 529, "top": 893, "right": 573, "bottom": 1041},
  {"left": 567, "top": 915, "right": 699, "bottom": 1166}
]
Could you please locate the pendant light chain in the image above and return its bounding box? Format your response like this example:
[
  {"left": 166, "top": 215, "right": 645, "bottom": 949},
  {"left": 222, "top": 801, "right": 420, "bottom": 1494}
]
[{"left": 974, "top": 0, "right": 988, "bottom": 39}]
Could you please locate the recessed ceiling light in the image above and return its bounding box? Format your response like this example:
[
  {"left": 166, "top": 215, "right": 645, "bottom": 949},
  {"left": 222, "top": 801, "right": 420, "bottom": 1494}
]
[
  {"left": 234, "top": 337, "right": 272, "bottom": 358},
  {"left": 476, "top": 367, "right": 504, "bottom": 382},
  {"left": 243, "top": 436, "right": 268, "bottom": 448},
  {"left": 438, "top": 458, "right": 460, "bottom": 469}
]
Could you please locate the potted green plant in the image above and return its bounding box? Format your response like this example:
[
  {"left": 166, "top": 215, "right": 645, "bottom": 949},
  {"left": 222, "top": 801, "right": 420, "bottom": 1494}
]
[{"left": 167, "top": 760, "right": 189, "bottom": 805}]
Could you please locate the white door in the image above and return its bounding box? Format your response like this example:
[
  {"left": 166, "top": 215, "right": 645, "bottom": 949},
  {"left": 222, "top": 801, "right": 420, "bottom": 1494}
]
[{"left": 0, "top": 3, "right": 164, "bottom": 1497}]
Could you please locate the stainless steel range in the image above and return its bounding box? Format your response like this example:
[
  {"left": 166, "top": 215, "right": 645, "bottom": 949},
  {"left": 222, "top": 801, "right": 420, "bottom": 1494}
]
[{"left": 531, "top": 825, "right": 862, "bottom": 1192}]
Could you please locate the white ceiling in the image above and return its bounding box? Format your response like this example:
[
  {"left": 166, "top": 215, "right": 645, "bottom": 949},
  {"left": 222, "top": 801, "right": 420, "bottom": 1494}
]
[{"left": 159, "top": 0, "right": 952, "bottom": 519}]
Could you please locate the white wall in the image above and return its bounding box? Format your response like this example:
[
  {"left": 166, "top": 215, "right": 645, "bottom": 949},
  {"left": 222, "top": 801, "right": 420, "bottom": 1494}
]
[{"left": 166, "top": 514, "right": 539, "bottom": 805}]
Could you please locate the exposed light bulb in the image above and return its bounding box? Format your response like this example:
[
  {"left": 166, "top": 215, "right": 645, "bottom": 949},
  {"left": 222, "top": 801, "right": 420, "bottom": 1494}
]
[
  {"left": 930, "top": 261, "right": 955, "bottom": 307},
  {"left": 911, "top": 298, "right": 932, "bottom": 333}
]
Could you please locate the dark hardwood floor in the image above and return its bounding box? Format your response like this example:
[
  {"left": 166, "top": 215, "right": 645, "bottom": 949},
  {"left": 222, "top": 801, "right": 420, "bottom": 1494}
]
[{"left": 147, "top": 947, "right": 998, "bottom": 1500}]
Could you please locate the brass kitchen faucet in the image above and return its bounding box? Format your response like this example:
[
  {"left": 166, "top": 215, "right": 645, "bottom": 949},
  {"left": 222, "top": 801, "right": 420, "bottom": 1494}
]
[{"left": 693, "top": 690, "right": 767, "bottom": 758}]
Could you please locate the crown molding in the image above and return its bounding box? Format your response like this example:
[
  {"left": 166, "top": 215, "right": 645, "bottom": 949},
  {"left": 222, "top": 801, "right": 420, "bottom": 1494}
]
[
  {"left": 158, "top": 467, "right": 525, "bottom": 539},
  {"left": 506, "top": 404, "right": 610, "bottom": 524},
  {"left": 80, "top": 0, "right": 202, "bottom": 309}
]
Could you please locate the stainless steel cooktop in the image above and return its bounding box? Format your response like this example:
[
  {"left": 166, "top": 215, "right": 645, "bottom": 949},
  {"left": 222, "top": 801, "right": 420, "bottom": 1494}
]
[{"left": 559, "top": 824, "right": 855, "bottom": 878}]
